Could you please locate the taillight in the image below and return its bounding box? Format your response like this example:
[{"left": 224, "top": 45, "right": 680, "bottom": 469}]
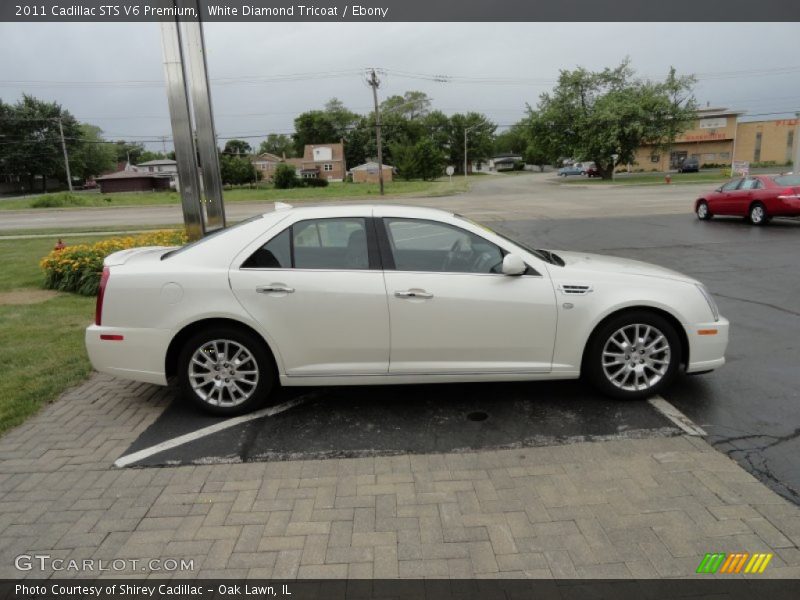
[
  {"left": 95, "top": 266, "right": 110, "bottom": 325},
  {"left": 777, "top": 190, "right": 800, "bottom": 200}
]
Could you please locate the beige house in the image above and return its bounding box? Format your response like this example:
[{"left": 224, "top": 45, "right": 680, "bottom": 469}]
[
  {"left": 250, "top": 152, "right": 284, "bottom": 180},
  {"left": 350, "top": 161, "right": 393, "bottom": 184},
  {"left": 632, "top": 108, "right": 799, "bottom": 171}
]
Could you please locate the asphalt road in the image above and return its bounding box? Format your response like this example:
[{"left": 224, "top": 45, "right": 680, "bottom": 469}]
[{"left": 0, "top": 172, "right": 702, "bottom": 231}]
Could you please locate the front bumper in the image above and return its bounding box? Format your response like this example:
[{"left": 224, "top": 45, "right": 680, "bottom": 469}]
[
  {"left": 684, "top": 316, "right": 730, "bottom": 373},
  {"left": 85, "top": 325, "right": 171, "bottom": 385}
]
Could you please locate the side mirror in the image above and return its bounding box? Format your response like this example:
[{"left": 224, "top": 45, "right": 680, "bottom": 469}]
[
  {"left": 502, "top": 254, "right": 526, "bottom": 276},
  {"left": 715, "top": 186, "right": 723, "bottom": 192}
]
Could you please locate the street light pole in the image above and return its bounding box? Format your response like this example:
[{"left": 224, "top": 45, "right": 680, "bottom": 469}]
[{"left": 464, "top": 126, "right": 476, "bottom": 179}]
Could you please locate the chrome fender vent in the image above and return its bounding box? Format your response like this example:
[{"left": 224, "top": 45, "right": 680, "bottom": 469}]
[{"left": 558, "top": 284, "right": 593, "bottom": 295}]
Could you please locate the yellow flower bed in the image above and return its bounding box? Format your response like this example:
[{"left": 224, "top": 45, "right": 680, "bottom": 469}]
[{"left": 40, "top": 229, "right": 188, "bottom": 296}]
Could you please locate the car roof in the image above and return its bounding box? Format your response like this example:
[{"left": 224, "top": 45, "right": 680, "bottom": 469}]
[{"left": 261, "top": 203, "right": 454, "bottom": 220}]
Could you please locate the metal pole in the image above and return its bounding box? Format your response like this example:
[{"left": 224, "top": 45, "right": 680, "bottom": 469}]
[
  {"left": 160, "top": 19, "right": 205, "bottom": 240},
  {"left": 183, "top": 16, "right": 226, "bottom": 231},
  {"left": 368, "top": 70, "right": 384, "bottom": 195},
  {"left": 57, "top": 117, "right": 73, "bottom": 192}
]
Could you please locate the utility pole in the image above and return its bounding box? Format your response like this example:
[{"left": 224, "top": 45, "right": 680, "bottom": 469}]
[
  {"left": 57, "top": 117, "right": 73, "bottom": 192},
  {"left": 367, "top": 69, "right": 384, "bottom": 195}
]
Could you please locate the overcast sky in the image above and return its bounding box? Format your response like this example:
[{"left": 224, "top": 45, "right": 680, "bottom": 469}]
[{"left": 1, "top": 22, "right": 798, "bottom": 150}]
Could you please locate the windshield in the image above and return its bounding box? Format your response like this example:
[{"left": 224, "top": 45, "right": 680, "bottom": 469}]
[
  {"left": 772, "top": 175, "right": 800, "bottom": 187},
  {"left": 161, "top": 215, "right": 264, "bottom": 260},
  {"left": 455, "top": 215, "right": 564, "bottom": 266}
]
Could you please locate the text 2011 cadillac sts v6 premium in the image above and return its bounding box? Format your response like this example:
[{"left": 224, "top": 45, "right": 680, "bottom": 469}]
[{"left": 86, "top": 204, "right": 729, "bottom": 415}]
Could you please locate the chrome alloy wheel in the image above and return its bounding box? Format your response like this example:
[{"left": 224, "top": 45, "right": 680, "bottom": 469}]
[
  {"left": 188, "top": 339, "right": 259, "bottom": 407},
  {"left": 601, "top": 324, "right": 671, "bottom": 392},
  {"left": 697, "top": 203, "right": 708, "bottom": 219},
  {"left": 750, "top": 204, "right": 765, "bottom": 224}
]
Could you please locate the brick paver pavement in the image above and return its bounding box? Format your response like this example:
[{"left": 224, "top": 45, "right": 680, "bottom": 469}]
[{"left": 1, "top": 374, "right": 799, "bottom": 579}]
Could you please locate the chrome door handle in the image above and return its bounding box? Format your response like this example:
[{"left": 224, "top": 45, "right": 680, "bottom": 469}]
[
  {"left": 395, "top": 290, "right": 433, "bottom": 299},
  {"left": 256, "top": 285, "right": 295, "bottom": 294}
]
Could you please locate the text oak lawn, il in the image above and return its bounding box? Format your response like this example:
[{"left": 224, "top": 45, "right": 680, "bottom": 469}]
[{"left": 207, "top": 4, "right": 389, "bottom": 18}]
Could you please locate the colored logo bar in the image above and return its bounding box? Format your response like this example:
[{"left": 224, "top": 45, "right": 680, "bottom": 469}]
[{"left": 696, "top": 552, "right": 773, "bottom": 574}]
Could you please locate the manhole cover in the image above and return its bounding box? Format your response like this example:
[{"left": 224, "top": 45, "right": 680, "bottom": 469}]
[{"left": 467, "top": 411, "right": 489, "bottom": 422}]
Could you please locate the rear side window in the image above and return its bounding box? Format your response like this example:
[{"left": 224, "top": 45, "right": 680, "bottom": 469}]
[
  {"left": 242, "top": 218, "right": 370, "bottom": 270},
  {"left": 721, "top": 179, "right": 742, "bottom": 192}
]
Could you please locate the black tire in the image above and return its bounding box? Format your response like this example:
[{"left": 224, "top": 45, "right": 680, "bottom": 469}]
[
  {"left": 748, "top": 202, "right": 768, "bottom": 226},
  {"left": 178, "top": 326, "right": 275, "bottom": 416},
  {"left": 584, "top": 310, "right": 682, "bottom": 400},
  {"left": 696, "top": 200, "right": 712, "bottom": 220}
]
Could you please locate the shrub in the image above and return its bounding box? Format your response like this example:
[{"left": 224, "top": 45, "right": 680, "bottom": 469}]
[
  {"left": 302, "top": 177, "right": 329, "bottom": 187},
  {"left": 30, "top": 192, "right": 89, "bottom": 208},
  {"left": 40, "top": 229, "right": 188, "bottom": 296},
  {"left": 273, "top": 163, "right": 299, "bottom": 189}
]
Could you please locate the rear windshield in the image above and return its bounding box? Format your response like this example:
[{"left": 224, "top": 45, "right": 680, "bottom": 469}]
[
  {"left": 772, "top": 175, "right": 800, "bottom": 187},
  {"left": 161, "top": 215, "right": 263, "bottom": 260}
]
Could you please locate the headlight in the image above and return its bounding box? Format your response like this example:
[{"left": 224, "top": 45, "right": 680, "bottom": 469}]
[{"left": 695, "top": 284, "right": 719, "bottom": 322}]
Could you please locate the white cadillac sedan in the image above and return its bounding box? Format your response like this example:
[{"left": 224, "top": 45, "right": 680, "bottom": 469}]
[{"left": 86, "top": 204, "right": 729, "bottom": 415}]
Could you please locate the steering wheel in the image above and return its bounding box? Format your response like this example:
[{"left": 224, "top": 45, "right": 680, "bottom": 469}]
[{"left": 442, "top": 238, "right": 470, "bottom": 271}]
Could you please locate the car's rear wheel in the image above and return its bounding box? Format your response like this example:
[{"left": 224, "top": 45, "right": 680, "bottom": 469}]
[
  {"left": 696, "top": 200, "right": 712, "bottom": 220},
  {"left": 585, "top": 311, "right": 681, "bottom": 400},
  {"left": 178, "top": 327, "right": 274, "bottom": 415},
  {"left": 749, "top": 202, "right": 768, "bottom": 226}
]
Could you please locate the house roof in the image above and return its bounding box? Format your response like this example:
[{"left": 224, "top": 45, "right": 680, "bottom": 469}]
[
  {"left": 251, "top": 153, "right": 283, "bottom": 163},
  {"left": 96, "top": 171, "right": 170, "bottom": 181},
  {"left": 350, "top": 162, "right": 392, "bottom": 171},
  {"left": 303, "top": 143, "right": 344, "bottom": 162},
  {"left": 136, "top": 159, "right": 177, "bottom": 166}
]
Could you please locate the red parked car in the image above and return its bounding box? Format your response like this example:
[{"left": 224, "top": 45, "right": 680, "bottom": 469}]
[{"left": 695, "top": 174, "right": 800, "bottom": 225}]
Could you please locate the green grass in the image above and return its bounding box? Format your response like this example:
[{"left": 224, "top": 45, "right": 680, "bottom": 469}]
[
  {"left": 0, "top": 295, "right": 95, "bottom": 434},
  {"left": 0, "top": 179, "right": 469, "bottom": 211},
  {"left": 0, "top": 236, "right": 109, "bottom": 434},
  {"left": 563, "top": 172, "right": 731, "bottom": 186}
]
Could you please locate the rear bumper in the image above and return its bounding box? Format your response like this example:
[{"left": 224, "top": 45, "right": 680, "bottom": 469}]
[
  {"left": 685, "top": 317, "right": 729, "bottom": 374},
  {"left": 85, "top": 325, "right": 171, "bottom": 385}
]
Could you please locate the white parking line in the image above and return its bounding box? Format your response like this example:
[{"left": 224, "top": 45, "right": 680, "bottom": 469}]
[
  {"left": 648, "top": 395, "right": 707, "bottom": 436},
  {"left": 114, "top": 395, "right": 314, "bottom": 468}
]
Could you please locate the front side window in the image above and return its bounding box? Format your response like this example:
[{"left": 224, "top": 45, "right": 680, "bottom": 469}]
[
  {"left": 242, "top": 218, "right": 370, "bottom": 270},
  {"left": 384, "top": 219, "right": 504, "bottom": 274}
]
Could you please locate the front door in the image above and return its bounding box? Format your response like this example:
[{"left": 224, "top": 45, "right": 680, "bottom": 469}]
[
  {"left": 378, "top": 218, "right": 557, "bottom": 374},
  {"left": 230, "top": 216, "right": 390, "bottom": 376}
]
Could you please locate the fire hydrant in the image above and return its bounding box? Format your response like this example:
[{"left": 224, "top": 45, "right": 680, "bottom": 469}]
[
  {"left": 54, "top": 238, "right": 66, "bottom": 251},
  {"left": 665, "top": 174, "right": 672, "bottom": 184}
]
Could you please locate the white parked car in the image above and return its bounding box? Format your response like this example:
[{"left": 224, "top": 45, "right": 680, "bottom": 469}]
[{"left": 86, "top": 204, "right": 729, "bottom": 415}]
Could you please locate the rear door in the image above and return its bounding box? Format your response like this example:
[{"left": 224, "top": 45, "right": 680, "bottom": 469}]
[{"left": 229, "top": 214, "right": 390, "bottom": 377}]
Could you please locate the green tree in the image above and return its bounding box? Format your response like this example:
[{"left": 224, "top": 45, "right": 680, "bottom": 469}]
[
  {"left": 381, "top": 91, "right": 432, "bottom": 120},
  {"left": 223, "top": 139, "right": 252, "bottom": 156},
  {"left": 219, "top": 154, "right": 256, "bottom": 185},
  {"left": 525, "top": 60, "right": 696, "bottom": 178},
  {"left": 70, "top": 124, "right": 117, "bottom": 178},
  {"left": 388, "top": 138, "right": 445, "bottom": 181},
  {"left": 258, "top": 134, "right": 295, "bottom": 157},
  {"left": 113, "top": 141, "right": 145, "bottom": 164},
  {"left": 293, "top": 98, "right": 359, "bottom": 156},
  {"left": 0, "top": 94, "right": 81, "bottom": 191},
  {"left": 447, "top": 113, "right": 496, "bottom": 174},
  {"left": 273, "top": 163, "right": 298, "bottom": 189}
]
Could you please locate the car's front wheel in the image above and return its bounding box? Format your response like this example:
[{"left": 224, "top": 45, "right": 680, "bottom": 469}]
[
  {"left": 696, "top": 200, "right": 712, "bottom": 220},
  {"left": 178, "top": 327, "right": 274, "bottom": 415},
  {"left": 585, "top": 311, "right": 681, "bottom": 400}
]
